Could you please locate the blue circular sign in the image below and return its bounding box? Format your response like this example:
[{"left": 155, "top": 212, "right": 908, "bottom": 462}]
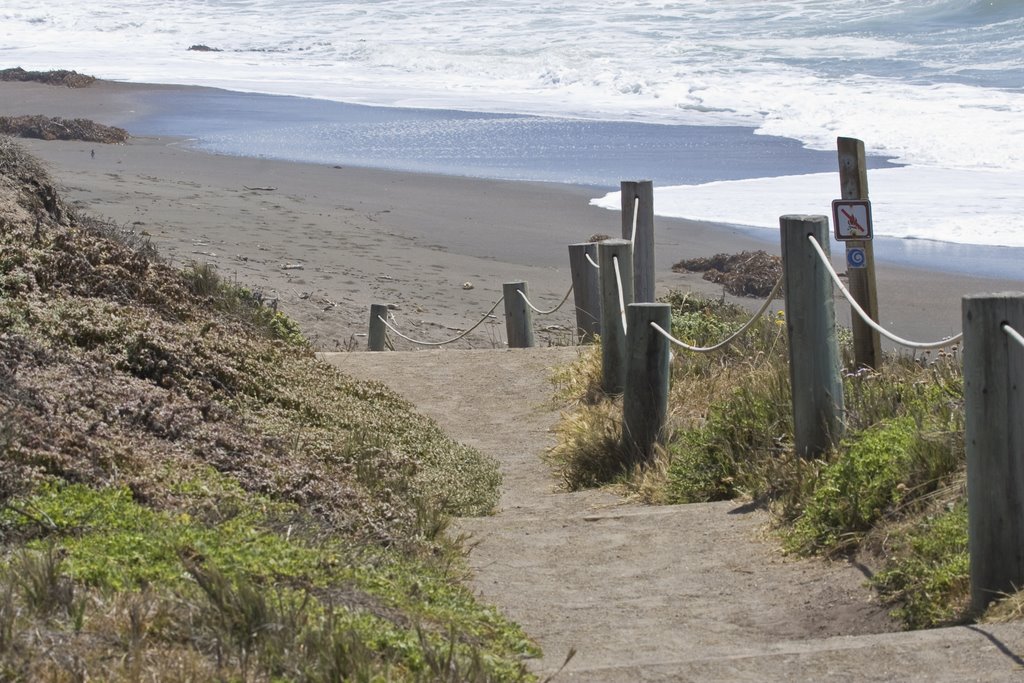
[{"left": 847, "top": 247, "right": 867, "bottom": 269}]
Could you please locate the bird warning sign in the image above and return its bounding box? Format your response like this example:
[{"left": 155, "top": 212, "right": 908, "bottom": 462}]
[{"left": 832, "top": 199, "right": 873, "bottom": 241}]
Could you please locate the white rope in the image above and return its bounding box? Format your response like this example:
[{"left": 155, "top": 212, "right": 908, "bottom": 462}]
[
  {"left": 649, "top": 276, "right": 784, "bottom": 353},
  {"left": 630, "top": 195, "right": 639, "bottom": 245},
  {"left": 586, "top": 253, "right": 601, "bottom": 270},
  {"left": 612, "top": 255, "right": 628, "bottom": 334},
  {"left": 1004, "top": 324, "right": 1024, "bottom": 351},
  {"left": 807, "top": 235, "right": 963, "bottom": 350},
  {"left": 378, "top": 297, "right": 504, "bottom": 347},
  {"left": 517, "top": 284, "right": 574, "bottom": 315}
]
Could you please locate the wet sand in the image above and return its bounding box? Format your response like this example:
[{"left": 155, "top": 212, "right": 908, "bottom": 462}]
[{"left": 3, "top": 79, "right": 1019, "bottom": 350}]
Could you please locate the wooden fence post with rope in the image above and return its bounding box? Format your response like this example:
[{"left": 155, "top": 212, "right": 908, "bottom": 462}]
[
  {"left": 620, "top": 180, "right": 655, "bottom": 303},
  {"left": 780, "top": 215, "right": 845, "bottom": 458},
  {"left": 568, "top": 242, "right": 601, "bottom": 343},
  {"left": 368, "top": 303, "right": 389, "bottom": 351},
  {"left": 963, "top": 292, "right": 1024, "bottom": 613},
  {"left": 599, "top": 239, "right": 633, "bottom": 394},
  {"left": 503, "top": 281, "right": 535, "bottom": 348},
  {"left": 623, "top": 302, "right": 672, "bottom": 466}
]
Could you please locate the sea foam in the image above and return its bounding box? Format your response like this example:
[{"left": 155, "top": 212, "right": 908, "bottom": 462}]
[
  {"left": 592, "top": 167, "right": 1024, "bottom": 248},
  {"left": 2, "top": 0, "right": 1021, "bottom": 247}
]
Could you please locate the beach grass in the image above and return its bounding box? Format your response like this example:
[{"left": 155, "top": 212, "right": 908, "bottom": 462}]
[
  {"left": 548, "top": 290, "right": 1014, "bottom": 630},
  {"left": 0, "top": 136, "right": 530, "bottom": 681}
]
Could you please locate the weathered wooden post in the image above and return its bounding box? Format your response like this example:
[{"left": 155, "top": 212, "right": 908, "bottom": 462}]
[
  {"left": 780, "top": 215, "right": 845, "bottom": 457},
  {"left": 837, "top": 137, "right": 882, "bottom": 370},
  {"left": 368, "top": 303, "right": 389, "bottom": 351},
  {"left": 963, "top": 293, "right": 1024, "bottom": 613},
  {"left": 503, "top": 281, "right": 535, "bottom": 348},
  {"left": 599, "top": 239, "right": 634, "bottom": 394},
  {"left": 623, "top": 302, "right": 672, "bottom": 466},
  {"left": 620, "top": 180, "right": 655, "bottom": 303},
  {"left": 568, "top": 242, "right": 601, "bottom": 343}
]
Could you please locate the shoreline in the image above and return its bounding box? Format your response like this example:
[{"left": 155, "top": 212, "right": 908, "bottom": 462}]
[
  {"left": 2, "top": 79, "right": 1021, "bottom": 350},
  {"left": 7, "top": 78, "right": 1019, "bottom": 276}
]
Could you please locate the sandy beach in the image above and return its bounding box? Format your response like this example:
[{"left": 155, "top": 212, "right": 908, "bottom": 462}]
[{"left": 2, "top": 79, "right": 1019, "bottom": 351}]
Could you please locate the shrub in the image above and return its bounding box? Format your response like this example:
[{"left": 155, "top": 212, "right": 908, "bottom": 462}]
[
  {"left": 787, "top": 418, "right": 917, "bottom": 554},
  {"left": 872, "top": 504, "right": 970, "bottom": 629}
]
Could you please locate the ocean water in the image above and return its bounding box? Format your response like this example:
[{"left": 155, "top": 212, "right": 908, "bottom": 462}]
[
  {"left": 125, "top": 87, "right": 894, "bottom": 188},
  {"left": 2, "top": 0, "right": 1022, "bottom": 248}
]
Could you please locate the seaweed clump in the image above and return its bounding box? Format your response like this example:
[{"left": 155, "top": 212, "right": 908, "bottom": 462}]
[
  {"left": 0, "top": 67, "right": 96, "bottom": 88},
  {"left": 673, "top": 250, "right": 783, "bottom": 298},
  {"left": 0, "top": 115, "right": 129, "bottom": 144}
]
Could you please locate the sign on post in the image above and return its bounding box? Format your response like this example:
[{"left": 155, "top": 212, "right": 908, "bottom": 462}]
[
  {"left": 832, "top": 199, "right": 873, "bottom": 241},
  {"left": 836, "top": 137, "right": 881, "bottom": 370},
  {"left": 846, "top": 247, "right": 867, "bottom": 269}
]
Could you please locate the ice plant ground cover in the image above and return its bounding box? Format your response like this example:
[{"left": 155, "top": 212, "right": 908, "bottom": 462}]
[{"left": 0, "top": 136, "right": 535, "bottom": 681}]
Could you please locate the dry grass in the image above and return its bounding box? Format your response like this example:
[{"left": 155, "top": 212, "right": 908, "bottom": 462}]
[
  {"left": 546, "top": 283, "right": 989, "bottom": 630},
  {"left": 984, "top": 590, "right": 1024, "bottom": 624}
]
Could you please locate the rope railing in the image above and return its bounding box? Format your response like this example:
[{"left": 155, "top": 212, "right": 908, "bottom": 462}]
[
  {"left": 517, "top": 284, "right": 574, "bottom": 316},
  {"left": 378, "top": 297, "right": 504, "bottom": 347},
  {"left": 1003, "top": 323, "right": 1024, "bottom": 351},
  {"left": 649, "top": 276, "right": 784, "bottom": 353},
  {"left": 586, "top": 252, "right": 601, "bottom": 270},
  {"left": 807, "top": 234, "right": 963, "bottom": 350},
  {"left": 612, "top": 255, "right": 628, "bottom": 334}
]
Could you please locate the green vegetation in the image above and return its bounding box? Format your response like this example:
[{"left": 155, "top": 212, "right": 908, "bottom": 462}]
[
  {"left": 549, "top": 289, "right": 1014, "bottom": 631},
  {"left": 872, "top": 504, "right": 970, "bottom": 629},
  {"left": 0, "top": 136, "right": 528, "bottom": 680}
]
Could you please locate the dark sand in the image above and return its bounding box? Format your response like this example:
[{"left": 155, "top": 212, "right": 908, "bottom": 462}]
[{"left": 2, "top": 79, "right": 1019, "bottom": 350}]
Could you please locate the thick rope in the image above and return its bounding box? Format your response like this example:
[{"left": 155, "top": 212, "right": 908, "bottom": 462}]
[
  {"left": 612, "top": 255, "right": 628, "bottom": 334},
  {"left": 649, "top": 276, "right": 784, "bottom": 353},
  {"left": 378, "top": 297, "right": 504, "bottom": 347},
  {"left": 807, "top": 235, "right": 963, "bottom": 350},
  {"left": 586, "top": 253, "right": 601, "bottom": 270},
  {"left": 517, "top": 284, "right": 574, "bottom": 315},
  {"left": 1004, "top": 324, "right": 1024, "bottom": 351}
]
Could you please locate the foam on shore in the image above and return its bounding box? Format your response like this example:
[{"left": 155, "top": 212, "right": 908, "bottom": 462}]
[{"left": 592, "top": 167, "right": 1024, "bottom": 248}]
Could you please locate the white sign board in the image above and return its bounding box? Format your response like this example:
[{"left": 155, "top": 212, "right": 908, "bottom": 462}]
[{"left": 832, "top": 199, "right": 873, "bottom": 241}]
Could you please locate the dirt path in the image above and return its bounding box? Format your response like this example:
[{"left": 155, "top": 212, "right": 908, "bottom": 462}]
[{"left": 321, "top": 347, "right": 1024, "bottom": 682}]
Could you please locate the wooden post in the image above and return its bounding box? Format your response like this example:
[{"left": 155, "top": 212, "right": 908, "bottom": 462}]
[
  {"left": 623, "top": 303, "right": 672, "bottom": 466},
  {"left": 368, "top": 303, "right": 389, "bottom": 351},
  {"left": 620, "top": 180, "right": 655, "bottom": 303},
  {"left": 780, "top": 215, "right": 845, "bottom": 458},
  {"left": 568, "top": 242, "right": 601, "bottom": 344},
  {"left": 599, "top": 239, "right": 634, "bottom": 394},
  {"left": 963, "top": 293, "right": 1024, "bottom": 613},
  {"left": 503, "top": 281, "right": 535, "bottom": 348},
  {"left": 837, "top": 137, "right": 882, "bottom": 370}
]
